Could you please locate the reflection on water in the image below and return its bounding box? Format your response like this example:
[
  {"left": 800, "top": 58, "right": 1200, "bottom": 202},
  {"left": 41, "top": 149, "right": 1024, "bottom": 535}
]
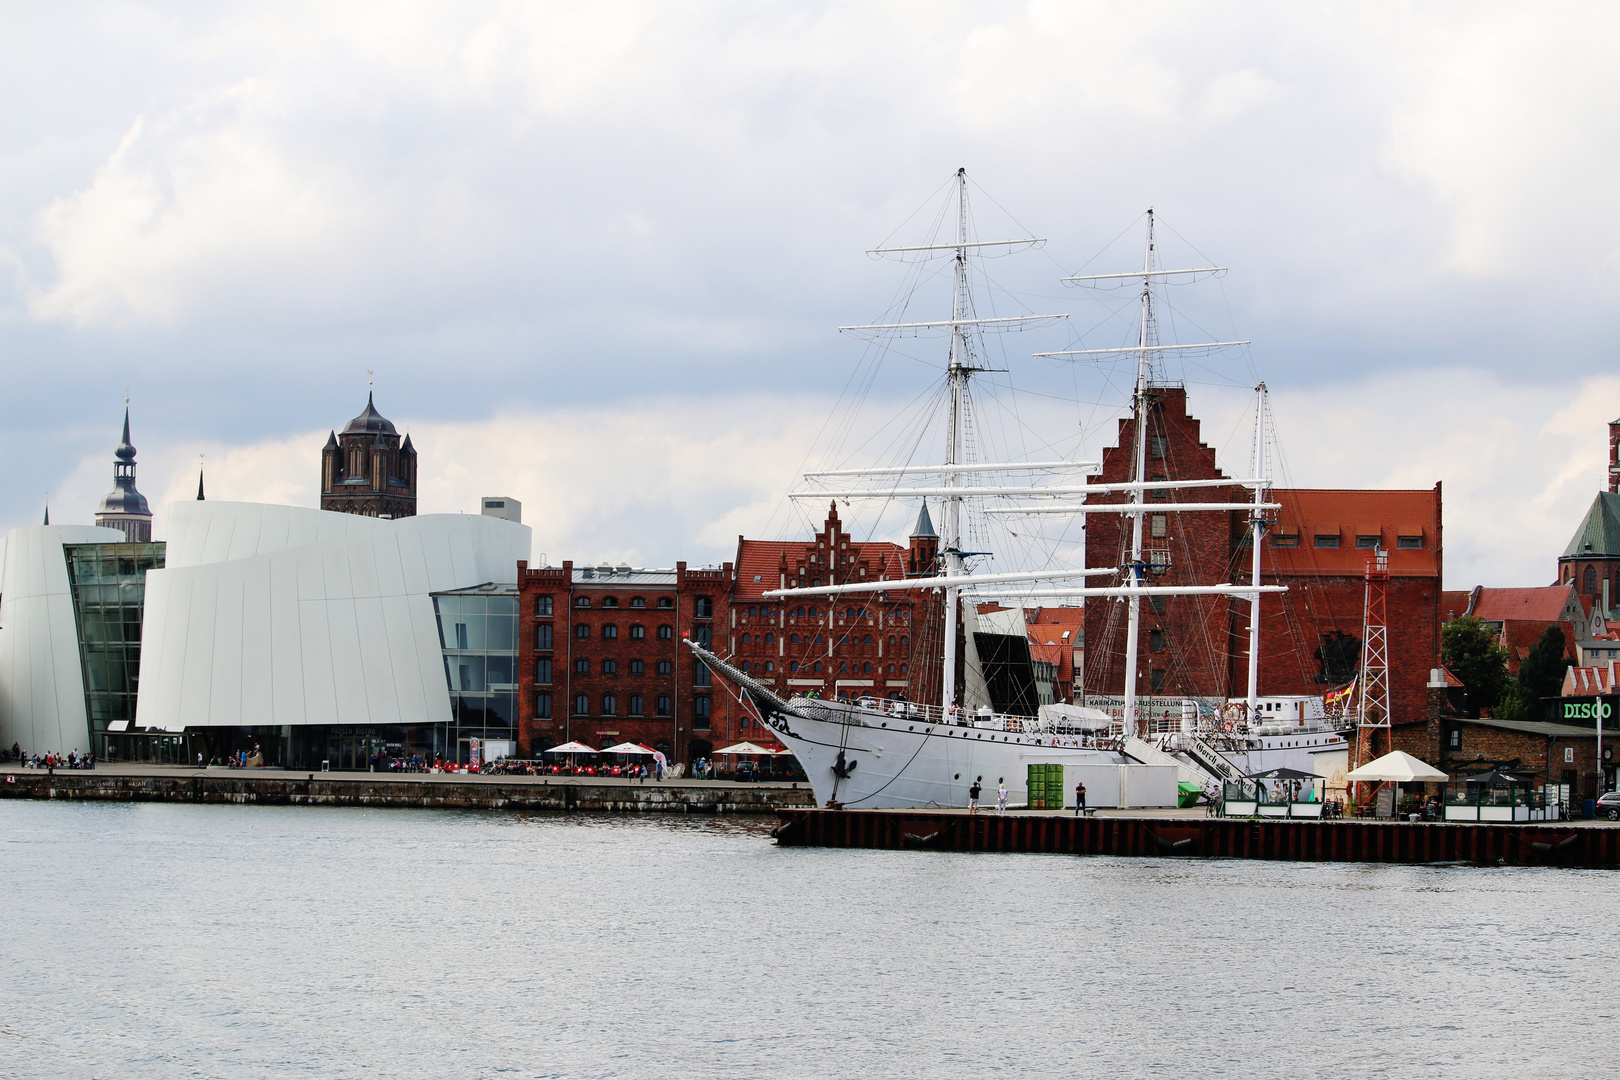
[{"left": 1, "top": 802, "right": 1612, "bottom": 1078}]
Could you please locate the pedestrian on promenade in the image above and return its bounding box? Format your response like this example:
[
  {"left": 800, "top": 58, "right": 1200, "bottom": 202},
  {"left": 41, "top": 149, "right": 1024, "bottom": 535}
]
[
  {"left": 1074, "top": 779, "right": 1087, "bottom": 817},
  {"left": 969, "top": 776, "right": 982, "bottom": 814},
  {"left": 996, "top": 778, "right": 1008, "bottom": 816}
]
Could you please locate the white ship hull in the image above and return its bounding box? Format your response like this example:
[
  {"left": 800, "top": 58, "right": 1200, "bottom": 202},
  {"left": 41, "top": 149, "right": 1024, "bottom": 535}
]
[{"left": 761, "top": 697, "right": 1118, "bottom": 809}]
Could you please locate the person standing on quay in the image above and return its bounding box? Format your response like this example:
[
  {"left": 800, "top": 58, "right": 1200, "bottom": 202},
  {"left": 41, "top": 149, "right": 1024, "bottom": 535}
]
[
  {"left": 996, "top": 778, "right": 1008, "bottom": 816},
  {"left": 969, "top": 776, "right": 982, "bottom": 814},
  {"left": 1074, "top": 779, "right": 1087, "bottom": 817}
]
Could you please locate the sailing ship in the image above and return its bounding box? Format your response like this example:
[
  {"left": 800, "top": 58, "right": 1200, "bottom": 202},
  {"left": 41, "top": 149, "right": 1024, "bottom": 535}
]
[{"left": 690, "top": 170, "right": 1300, "bottom": 809}]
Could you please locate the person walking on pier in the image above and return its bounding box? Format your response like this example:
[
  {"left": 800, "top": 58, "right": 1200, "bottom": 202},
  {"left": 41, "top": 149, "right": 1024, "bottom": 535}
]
[
  {"left": 996, "top": 778, "right": 1007, "bottom": 816},
  {"left": 969, "top": 777, "right": 982, "bottom": 814},
  {"left": 1074, "top": 779, "right": 1087, "bottom": 817}
]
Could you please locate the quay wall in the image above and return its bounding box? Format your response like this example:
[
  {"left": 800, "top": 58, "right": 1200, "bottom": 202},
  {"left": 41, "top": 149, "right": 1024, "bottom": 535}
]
[
  {"left": 773, "top": 809, "right": 1620, "bottom": 868},
  {"left": 0, "top": 773, "right": 813, "bottom": 814}
]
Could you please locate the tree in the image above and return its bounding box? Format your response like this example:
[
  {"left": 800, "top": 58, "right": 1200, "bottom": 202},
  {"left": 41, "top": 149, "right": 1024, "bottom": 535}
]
[
  {"left": 1442, "top": 615, "right": 1511, "bottom": 717},
  {"left": 1517, "top": 624, "right": 1574, "bottom": 711}
]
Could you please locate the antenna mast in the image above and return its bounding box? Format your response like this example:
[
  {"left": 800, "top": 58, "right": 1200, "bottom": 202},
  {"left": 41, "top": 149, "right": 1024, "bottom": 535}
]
[
  {"left": 940, "top": 167, "right": 971, "bottom": 714},
  {"left": 1121, "top": 210, "right": 1158, "bottom": 737},
  {"left": 1246, "top": 382, "right": 1269, "bottom": 718}
]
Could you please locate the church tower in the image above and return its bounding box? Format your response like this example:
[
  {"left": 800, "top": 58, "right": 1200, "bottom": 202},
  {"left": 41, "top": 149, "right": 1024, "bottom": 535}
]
[
  {"left": 320, "top": 394, "right": 417, "bottom": 519},
  {"left": 1608, "top": 415, "right": 1619, "bottom": 494},
  {"left": 95, "top": 408, "right": 153, "bottom": 542}
]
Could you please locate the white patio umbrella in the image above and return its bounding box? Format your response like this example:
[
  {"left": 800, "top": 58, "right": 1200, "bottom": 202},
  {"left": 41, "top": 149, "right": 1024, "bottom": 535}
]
[
  {"left": 1344, "top": 750, "right": 1448, "bottom": 783},
  {"left": 602, "top": 742, "right": 654, "bottom": 755},
  {"left": 713, "top": 741, "right": 781, "bottom": 755},
  {"left": 543, "top": 741, "right": 597, "bottom": 755}
]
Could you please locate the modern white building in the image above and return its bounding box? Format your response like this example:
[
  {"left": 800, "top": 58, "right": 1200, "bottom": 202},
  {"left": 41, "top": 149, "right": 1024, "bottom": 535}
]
[
  {"left": 0, "top": 524, "right": 134, "bottom": 759},
  {"left": 134, "top": 501, "right": 530, "bottom": 766}
]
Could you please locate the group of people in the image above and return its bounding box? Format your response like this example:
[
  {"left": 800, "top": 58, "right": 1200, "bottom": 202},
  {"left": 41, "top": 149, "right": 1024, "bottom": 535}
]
[
  {"left": 965, "top": 775, "right": 1090, "bottom": 815},
  {"left": 199, "top": 747, "right": 264, "bottom": 769},
  {"left": 8, "top": 744, "right": 94, "bottom": 771}
]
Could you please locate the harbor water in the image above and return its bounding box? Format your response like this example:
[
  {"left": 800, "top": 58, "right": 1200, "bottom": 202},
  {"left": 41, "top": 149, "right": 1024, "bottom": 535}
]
[{"left": 2, "top": 802, "right": 1613, "bottom": 1078}]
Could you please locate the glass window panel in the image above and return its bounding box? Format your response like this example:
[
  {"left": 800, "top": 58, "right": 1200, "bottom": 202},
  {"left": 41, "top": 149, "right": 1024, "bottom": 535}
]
[
  {"left": 486, "top": 612, "right": 515, "bottom": 651},
  {"left": 486, "top": 655, "right": 514, "bottom": 686},
  {"left": 489, "top": 597, "right": 517, "bottom": 616},
  {"left": 458, "top": 657, "right": 486, "bottom": 692}
]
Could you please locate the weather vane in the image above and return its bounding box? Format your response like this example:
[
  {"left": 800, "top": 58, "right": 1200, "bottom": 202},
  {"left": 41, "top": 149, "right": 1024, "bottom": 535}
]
[{"left": 367, "top": 369, "right": 374, "bottom": 388}]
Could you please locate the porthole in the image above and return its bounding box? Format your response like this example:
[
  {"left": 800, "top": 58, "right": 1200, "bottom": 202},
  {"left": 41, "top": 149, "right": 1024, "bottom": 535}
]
[{"left": 954, "top": 773, "right": 961, "bottom": 780}]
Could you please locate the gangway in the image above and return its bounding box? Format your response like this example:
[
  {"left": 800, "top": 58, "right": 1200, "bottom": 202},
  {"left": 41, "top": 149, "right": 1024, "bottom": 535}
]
[
  {"left": 1122, "top": 736, "right": 1217, "bottom": 789},
  {"left": 1181, "top": 736, "right": 1244, "bottom": 784}
]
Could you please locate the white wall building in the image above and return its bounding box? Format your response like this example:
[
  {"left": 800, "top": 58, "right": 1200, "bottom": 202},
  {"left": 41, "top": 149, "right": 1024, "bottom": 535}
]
[
  {"left": 0, "top": 524, "right": 130, "bottom": 757},
  {"left": 135, "top": 502, "right": 530, "bottom": 740}
]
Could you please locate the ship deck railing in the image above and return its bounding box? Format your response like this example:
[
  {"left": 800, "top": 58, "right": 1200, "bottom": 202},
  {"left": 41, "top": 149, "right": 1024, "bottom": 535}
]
[{"left": 789, "top": 695, "right": 1117, "bottom": 745}]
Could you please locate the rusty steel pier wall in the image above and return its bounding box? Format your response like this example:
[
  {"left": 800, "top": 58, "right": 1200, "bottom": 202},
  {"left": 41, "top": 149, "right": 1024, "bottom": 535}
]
[
  {"left": 0, "top": 772, "right": 813, "bottom": 814},
  {"left": 770, "top": 809, "right": 1620, "bottom": 868}
]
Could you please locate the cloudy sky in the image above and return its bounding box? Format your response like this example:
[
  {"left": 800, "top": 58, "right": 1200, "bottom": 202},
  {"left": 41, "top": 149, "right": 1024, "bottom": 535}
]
[{"left": 3, "top": 1, "right": 1616, "bottom": 588}]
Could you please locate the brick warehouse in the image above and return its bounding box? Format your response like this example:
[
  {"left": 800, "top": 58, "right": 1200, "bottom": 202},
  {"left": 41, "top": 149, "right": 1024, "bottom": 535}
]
[
  {"left": 1082, "top": 384, "right": 1442, "bottom": 722},
  {"left": 729, "top": 503, "right": 945, "bottom": 709},
  {"left": 515, "top": 560, "right": 733, "bottom": 763}
]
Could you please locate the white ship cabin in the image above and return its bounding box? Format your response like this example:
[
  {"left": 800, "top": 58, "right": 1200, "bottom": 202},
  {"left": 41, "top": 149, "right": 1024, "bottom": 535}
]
[{"left": 1227, "top": 695, "right": 1330, "bottom": 732}]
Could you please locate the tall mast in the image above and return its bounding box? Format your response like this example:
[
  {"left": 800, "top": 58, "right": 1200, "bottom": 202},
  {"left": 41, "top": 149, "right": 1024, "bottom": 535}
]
[
  {"left": 941, "top": 167, "right": 969, "bottom": 713},
  {"left": 1246, "top": 382, "right": 1268, "bottom": 718},
  {"left": 1121, "top": 210, "right": 1156, "bottom": 737}
]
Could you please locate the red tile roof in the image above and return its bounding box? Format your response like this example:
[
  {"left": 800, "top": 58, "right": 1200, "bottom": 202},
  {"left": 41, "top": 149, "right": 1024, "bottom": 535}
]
[
  {"left": 1264, "top": 488, "right": 1441, "bottom": 577},
  {"left": 1025, "top": 606, "right": 1084, "bottom": 646},
  {"left": 1471, "top": 586, "right": 1575, "bottom": 624}
]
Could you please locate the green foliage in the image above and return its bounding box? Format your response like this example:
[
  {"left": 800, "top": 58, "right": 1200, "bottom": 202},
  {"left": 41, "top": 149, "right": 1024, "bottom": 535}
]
[
  {"left": 1493, "top": 686, "right": 1529, "bottom": 722},
  {"left": 1517, "top": 624, "right": 1573, "bottom": 708},
  {"left": 1442, "top": 615, "right": 1511, "bottom": 716}
]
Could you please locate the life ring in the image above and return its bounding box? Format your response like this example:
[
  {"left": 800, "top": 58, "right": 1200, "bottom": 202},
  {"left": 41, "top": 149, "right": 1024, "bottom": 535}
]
[{"left": 1223, "top": 719, "right": 1235, "bottom": 733}]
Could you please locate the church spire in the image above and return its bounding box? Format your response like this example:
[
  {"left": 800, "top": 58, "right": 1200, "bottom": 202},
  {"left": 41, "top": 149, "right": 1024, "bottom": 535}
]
[{"left": 95, "top": 407, "right": 153, "bottom": 542}]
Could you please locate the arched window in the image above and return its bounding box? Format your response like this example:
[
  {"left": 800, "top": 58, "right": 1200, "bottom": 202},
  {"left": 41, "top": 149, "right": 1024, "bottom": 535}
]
[
  {"left": 630, "top": 659, "right": 644, "bottom": 675},
  {"left": 603, "top": 624, "right": 618, "bottom": 640},
  {"left": 602, "top": 694, "right": 617, "bottom": 715},
  {"left": 573, "top": 694, "right": 589, "bottom": 715},
  {"left": 813, "top": 662, "right": 823, "bottom": 674},
  {"left": 887, "top": 664, "right": 895, "bottom": 674},
  {"left": 864, "top": 635, "right": 873, "bottom": 645},
  {"left": 575, "top": 597, "right": 591, "bottom": 608},
  {"left": 574, "top": 658, "right": 589, "bottom": 674},
  {"left": 1585, "top": 565, "right": 1598, "bottom": 595},
  {"left": 740, "top": 661, "right": 749, "bottom": 672},
  {"left": 764, "top": 633, "right": 774, "bottom": 644},
  {"left": 694, "top": 697, "right": 710, "bottom": 721},
  {"left": 534, "top": 693, "right": 551, "bottom": 719},
  {"left": 535, "top": 596, "right": 554, "bottom": 617},
  {"left": 900, "top": 636, "right": 908, "bottom": 648},
  {"left": 629, "top": 695, "right": 644, "bottom": 716},
  {"left": 629, "top": 625, "right": 645, "bottom": 640},
  {"left": 602, "top": 597, "right": 618, "bottom": 608},
  {"left": 630, "top": 597, "right": 646, "bottom": 609},
  {"left": 656, "top": 660, "right": 673, "bottom": 675},
  {"left": 796, "top": 606, "right": 806, "bottom": 617},
  {"left": 657, "top": 597, "right": 674, "bottom": 609},
  {"left": 656, "top": 695, "right": 672, "bottom": 716},
  {"left": 740, "top": 633, "right": 751, "bottom": 644},
  {"left": 789, "top": 633, "right": 799, "bottom": 644},
  {"left": 657, "top": 626, "right": 674, "bottom": 640},
  {"left": 888, "top": 635, "right": 896, "bottom": 646},
  {"left": 602, "top": 659, "right": 617, "bottom": 674},
  {"left": 839, "top": 662, "right": 848, "bottom": 674},
  {"left": 575, "top": 624, "right": 589, "bottom": 639},
  {"left": 899, "top": 663, "right": 907, "bottom": 674},
  {"left": 862, "top": 662, "right": 872, "bottom": 674},
  {"left": 816, "top": 634, "right": 825, "bottom": 644},
  {"left": 764, "top": 661, "right": 774, "bottom": 672},
  {"left": 789, "top": 661, "right": 799, "bottom": 672}
]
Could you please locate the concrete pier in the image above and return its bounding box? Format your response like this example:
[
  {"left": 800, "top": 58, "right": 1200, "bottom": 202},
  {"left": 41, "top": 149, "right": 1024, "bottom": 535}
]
[
  {"left": 0, "top": 766, "right": 814, "bottom": 814},
  {"left": 771, "top": 807, "right": 1620, "bottom": 868}
]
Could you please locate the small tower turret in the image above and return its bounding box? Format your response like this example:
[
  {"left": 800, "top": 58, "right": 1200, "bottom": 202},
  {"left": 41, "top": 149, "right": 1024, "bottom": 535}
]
[{"left": 95, "top": 408, "right": 153, "bottom": 542}]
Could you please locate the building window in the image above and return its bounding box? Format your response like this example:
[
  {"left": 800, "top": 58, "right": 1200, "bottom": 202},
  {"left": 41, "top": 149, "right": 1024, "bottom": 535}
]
[
  {"left": 573, "top": 694, "right": 589, "bottom": 715},
  {"left": 657, "top": 626, "right": 674, "bottom": 640},
  {"left": 535, "top": 624, "right": 553, "bottom": 650},
  {"left": 839, "top": 662, "right": 848, "bottom": 674},
  {"left": 899, "top": 663, "right": 906, "bottom": 674},
  {"left": 535, "top": 693, "right": 552, "bottom": 719},
  {"left": 603, "top": 624, "right": 618, "bottom": 640},
  {"left": 1272, "top": 534, "right": 1299, "bottom": 548},
  {"left": 813, "top": 662, "right": 823, "bottom": 674},
  {"left": 1150, "top": 435, "right": 1167, "bottom": 459},
  {"left": 575, "top": 658, "right": 589, "bottom": 674},
  {"left": 602, "top": 597, "right": 619, "bottom": 609},
  {"left": 575, "top": 597, "right": 591, "bottom": 608},
  {"left": 657, "top": 660, "right": 673, "bottom": 675},
  {"left": 1355, "top": 535, "right": 1379, "bottom": 549},
  {"left": 629, "top": 695, "right": 644, "bottom": 716},
  {"left": 1150, "top": 514, "right": 1167, "bottom": 539},
  {"left": 862, "top": 662, "right": 871, "bottom": 673},
  {"left": 900, "top": 636, "right": 907, "bottom": 648},
  {"left": 1149, "top": 595, "right": 1167, "bottom": 615},
  {"left": 741, "top": 633, "right": 751, "bottom": 644},
  {"left": 1150, "top": 669, "right": 1166, "bottom": 692},
  {"left": 1448, "top": 728, "right": 1461, "bottom": 751},
  {"left": 1584, "top": 565, "right": 1597, "bottom": 595},
  {"left": 694, "top": 696, "right": 711, "bottom": 725},
  {"left": 630, "top": 597, "right": 646, "bottom": 609},
  {"left": 1314, "top": 534, "right": 1340, "bottom": 549},
  {"left": 789, "top": 661, "right": 798, "bottom": 672},
  {"left": 657, "top": 597, "right": 674, "bottom": 609},
  {"left": 1150, "top": 629, "right": 1165, "bottom": 652},
  {"left": 630, "top": 625, "right": 645, "bottom": 640},
  {"left": 536, "top": 658, "right": 553, "bottom": 684},
  {"left": 790, "top": 633, "right": 799, "bottom": 644},
  {"left": 630, "top": 659, "right": 644, "bottom": 675},
  {"left": 575, "top": 624, "right": 590, "bottom": 638},
  {"left": 656, "top": 695, "right": 672, "bottom": 716},
  {"left": 694, "top": 597, "right": 713, "bottom": 618},
  {"left": 694, "top": 665, "right": 710, "bottom": 686},
  {"left": 1396, "top": 535, "right": 1423, "bottom": 550},
  {"left": 535, "top": 596, "right": 553, "bottom": 617},
  {"left": 602, "top": 694, "right": 616, "bottom": 715},
  {"left": 764, "top": 633, "right": 774, "bottom": 644},
  {"left": 691, "top": 626, "right": 710, "bottom": 646},
  {"left": 740, "top": 661, "right": 750, "bottom": 672},
  {"left": 863, "top": 634, "right": 873, "bottom": 645},
  {"left": 602, "top": 659, "right": 617, "bottom": 674}
]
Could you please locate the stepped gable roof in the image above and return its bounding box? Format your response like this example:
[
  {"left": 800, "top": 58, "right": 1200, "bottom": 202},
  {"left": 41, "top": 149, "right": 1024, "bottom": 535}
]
[
  {"left": 1564, "top": 665, "right": 1617, "bottom": 696},
  {"left": 731, "top": 537, "right": 907, "bottom": 602},
  {"left": 1561, "top": 491, "right": 1620, "bottom": 559},
  {"left": 342, "top": 392, "right": 398, "bottom": 436},
  {"left": 1265, "top": 487, "right": 1441, "bottom": 577},
  {"left": 1471, "top": 585, "right": 1576, "bottom": 624}
]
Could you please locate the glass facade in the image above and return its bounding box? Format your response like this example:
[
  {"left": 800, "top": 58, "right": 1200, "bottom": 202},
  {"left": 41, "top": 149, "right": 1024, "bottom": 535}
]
[
  {"left": 433, "top": 588, "right": 519, "bottom": 762},
  {"left": 64, "top": 542, "right": 167, "bottom": 759}
]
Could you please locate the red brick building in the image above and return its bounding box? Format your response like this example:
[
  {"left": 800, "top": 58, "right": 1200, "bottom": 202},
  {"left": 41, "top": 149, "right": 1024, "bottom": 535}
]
[
  {"left": 1082, "top": 384, "right": 1443, "bottom": 722},
  {"left": 515, "top": 559, "right": 732, "bottom": 763},
  {"left": 727, "top": 504, "right": 945, "bottom": 715}
]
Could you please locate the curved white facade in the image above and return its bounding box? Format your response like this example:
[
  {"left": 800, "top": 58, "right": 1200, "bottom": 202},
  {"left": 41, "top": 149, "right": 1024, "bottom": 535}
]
[
  {"left": 0, "top": 524, "right": 129, "bottom": 755},
  {"left": 136, "top": 502, "right": 530, "bottom": 730}
]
